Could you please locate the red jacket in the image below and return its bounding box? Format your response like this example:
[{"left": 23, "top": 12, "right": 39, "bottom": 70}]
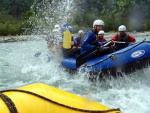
[
  {"left": 111, "top": 34, "right": 136, "bottom": 43},
  {"left": 98, "top": 38, "right": 107, "bottom": 42}
]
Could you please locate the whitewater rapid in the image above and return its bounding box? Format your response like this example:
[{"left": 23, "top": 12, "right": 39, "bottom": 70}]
[{"left": 0, "top": 37, "right": 150, "bottom": 113}]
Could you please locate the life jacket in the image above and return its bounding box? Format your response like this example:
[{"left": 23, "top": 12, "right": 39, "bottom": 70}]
[
  {"left": 118, "top": 34, "right": 129, "bottom": 42},
  {"left": 115, "top": 34, "right": 130, "bottom": 49}
]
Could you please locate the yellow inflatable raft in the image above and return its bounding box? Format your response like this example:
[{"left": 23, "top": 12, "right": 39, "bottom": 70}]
[{"left": 0, "top": 83, "right": 121, "bottom": 113}]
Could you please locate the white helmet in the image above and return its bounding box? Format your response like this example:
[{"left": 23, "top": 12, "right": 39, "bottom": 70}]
[
  {"left": 54, "top": 24, "right": 60, "bottom": 29},
  {"left": 118, "top": 25, "right": 126, "bottom": 31},
  {"left": 78, "top": 30, "right": 84, "bottom": 35},
  {"left": 52, "top": 29, "right": 59, "bottom": 33},
  {"left": 93, "top": 19, "right": 104, "bottom": 27},
  {"left": 98, "top": 30, "right": 105, "bottom": 35}
]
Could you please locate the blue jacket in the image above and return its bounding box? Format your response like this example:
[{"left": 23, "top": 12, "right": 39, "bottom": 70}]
[
  {"left": 72, "top": 37, "right": 81, "bottom": 47},
  {"left": 81, "top": 30, "right": 106, "bottom": 53},
  {"left": 73, "top": 37, "right": 78, "bottom": 45}
]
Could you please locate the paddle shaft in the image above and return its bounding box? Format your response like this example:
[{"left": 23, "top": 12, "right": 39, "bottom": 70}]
[
  {"left": 76, "top": 41, "right": 112, "bottom": 67},
  {"left": 113, "top": 40, "right": 149, "bottom": 44},
  {"left": 113, "top": 41, "right": 135, "bottom": 44},
  {"left": 77, "top": 41, "right": 112, "bottom": 59}
]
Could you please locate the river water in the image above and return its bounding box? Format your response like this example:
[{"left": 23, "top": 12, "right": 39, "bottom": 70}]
[{"left": 0, "top": 36, "right": 150, "bottom": 113}]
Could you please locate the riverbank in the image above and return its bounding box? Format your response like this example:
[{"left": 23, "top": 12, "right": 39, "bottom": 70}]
[
  {"left": 0, "top": 35, "right": 45, "bottom": 43},
  {"left": 0, "top": 31, "right": 149, "bottom": 43}
]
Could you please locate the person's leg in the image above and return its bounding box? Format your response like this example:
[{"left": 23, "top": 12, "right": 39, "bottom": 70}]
[
  {"left": 100, "top": 47, "right": 112, "bottom": 55},
  {"left": 64, "top": 48, "right": 80, "bottom": 58},
  {"left": 94, "top": 46, "right": 115, "bottom": 58},
  {"left": 109, "top": 45, "right": 116, "bottom": 52}
]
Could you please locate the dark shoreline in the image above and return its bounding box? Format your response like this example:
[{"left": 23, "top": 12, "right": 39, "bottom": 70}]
[{"left": 0, "top": 35, "right": 45, "bottom": 43}]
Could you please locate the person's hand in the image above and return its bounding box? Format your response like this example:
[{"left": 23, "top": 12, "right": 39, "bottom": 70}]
[
  {"left": 95, "top": 46, "right": 101, "bottom": 51},
  {"left": 107, "top": 40, "right": 114, "bottom": 45},
  {"left": 70, "top": 41, "right": 74, "bottom": 45},
  {"left": 111, "top": 40, "right": 114, "bottom": 45}
]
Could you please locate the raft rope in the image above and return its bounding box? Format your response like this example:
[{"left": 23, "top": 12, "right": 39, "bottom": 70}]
[
  {"left": 1, "top": 89, "right": 121, "bottom": 113},
  {"left": 86, "top": 40, "right": 146, "bottom": 67},
  {"left": 0, "top": 93, "right": 18, "bottom": 113}
]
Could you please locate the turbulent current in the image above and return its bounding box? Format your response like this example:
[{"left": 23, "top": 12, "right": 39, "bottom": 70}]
[{"left": 0, "top": 36, "right": 150, "bottom": 113}]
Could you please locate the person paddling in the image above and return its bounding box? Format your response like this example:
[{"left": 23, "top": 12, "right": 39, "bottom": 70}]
[
  {"left": 80, "top": 19, "right": 114, "bottom": 58},
  {"left": 111, "top": 25, "right": 136, "bottom": 50}
]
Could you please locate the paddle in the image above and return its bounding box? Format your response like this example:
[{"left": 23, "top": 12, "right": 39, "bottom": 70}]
[
  {"left": 76, "top": 48, "right": 96, "bottom": 61},
  {"left": 34, "top": 52, "right": 41, "bottom": 57},
  {"left": 76, "top": 41, "right": 112, "bottom": 67},
  {"left": 113, "top": 41, "right": 136, "bottom": 44},
  {"left": 113, "top": 38, "right": 149, "bottom": 44},
  {"left": 113, "top": 38, "right": 148, "bottom": 49}
]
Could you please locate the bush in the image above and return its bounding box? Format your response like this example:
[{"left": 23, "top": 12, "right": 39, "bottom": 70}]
[
  {"left": 0, "top": 15, "right": 24, "bottom": 36},
  {"left": 0, "top": 23, "right": 8, "bottom": 36}
]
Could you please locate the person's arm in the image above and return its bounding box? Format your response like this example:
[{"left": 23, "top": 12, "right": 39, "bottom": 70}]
[
  {"left": 98, "top": 41, "right": 107, "bottom": 46},
  {"left": 81, "top": 31, "right": 95, "bottom": 51},
  {"left": 111, "top": 34, "right": 118, "bottom": 41},
  {"left": 69, "top": 36, "right": 77, "bottom": 46},
  {"left": 73, "top": 37, "right": 78, "bottom": 46},
  {"left": 128, "top": 35, "right": 136, "bottom": 43}
]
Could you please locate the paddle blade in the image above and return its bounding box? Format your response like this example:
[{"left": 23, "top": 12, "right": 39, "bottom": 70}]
[{"left": 63, "top": 29, "right": 72, "bottom": 49}]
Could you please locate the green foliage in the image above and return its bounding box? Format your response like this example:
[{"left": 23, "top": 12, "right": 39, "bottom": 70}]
[
  {"left": 0, "top": 0, "right": 34, "bottom": 17},
  {"left": 0, "top": 0, "right": 150, "bottom": 35},
  {"left": 0, "top": 15, "right": 24, "bottom": 36},
  {"left": 72, "top": 11, "right": 91, "bottom": 32},
  {"left": 72, "top": 25, "right": 79, "bottom": 33},
  {"left": 21, "top": 10, "right": 35, "bottom": 20},
  {"left": 143, "top": 20, "right": 150, "bottom": 31},
  {"left": 0, "top": 0, "right": 35, "bottom": 35},
  {"left": 0, "top": 23, "right": 23, "bottom": 36},
  {"left": 73, "top": 0, "right": 150, "bottom": 32}
]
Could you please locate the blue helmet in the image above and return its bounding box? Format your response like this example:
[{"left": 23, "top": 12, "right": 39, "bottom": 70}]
[{"left": 68, "top": 26, "right": 73, "bottom": 32}]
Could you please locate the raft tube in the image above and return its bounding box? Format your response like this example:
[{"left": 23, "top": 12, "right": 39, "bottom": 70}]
[{"left": 0, "top": 83, "right": 121, "bottom": 113}]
